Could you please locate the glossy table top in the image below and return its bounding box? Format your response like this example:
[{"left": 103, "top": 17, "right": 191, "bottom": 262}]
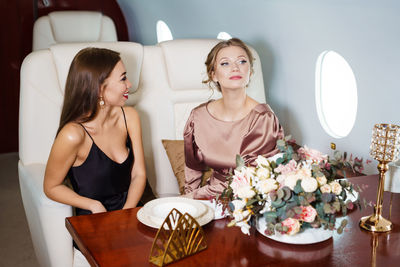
[{"left": 66, "top": 175, "right": 400, "bottom": 266}]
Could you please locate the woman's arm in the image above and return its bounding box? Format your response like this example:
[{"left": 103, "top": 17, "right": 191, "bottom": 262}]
[
  {"left": 122, "top": 107, "right": 146, "bottom": 209},
  {"left": 43, "top": 123, "right": 106, "bottom": 213},
  {"left": 183, "top": 165, "right": 203, "bottom": 195}
]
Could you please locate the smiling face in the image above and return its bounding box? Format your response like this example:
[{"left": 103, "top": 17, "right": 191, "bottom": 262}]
[
  {"left": 211, "top": 46, "right": 251, "bottom": 92},
  {"left": 101, "top": 60, "right": 132, "bottom": 107}
]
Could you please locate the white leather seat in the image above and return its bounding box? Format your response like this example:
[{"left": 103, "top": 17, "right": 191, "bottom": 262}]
[
  {"left": 32, "top": 11, "right": 118, "bottom": 51},
  {"left": 19, "top": 39, "right": 266, "bottom": 266}
]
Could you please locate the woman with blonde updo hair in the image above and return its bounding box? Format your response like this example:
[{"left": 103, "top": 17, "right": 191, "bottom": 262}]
[{"left": 184, "top": 38, "right": 284, "bottom": 199}]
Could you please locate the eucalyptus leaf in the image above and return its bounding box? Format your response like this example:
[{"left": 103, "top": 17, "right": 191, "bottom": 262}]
[
  {"left": 277, "top": 188, "right": 284, "bottom": 200},
  {"left": 272, "top": 199, "right": 285, "bottom": 208},
  {"left": 294, "top": 180, "right": 303, "bottom": 194},
  {"left": 276, "top": 157, "right": 284, "bottom": 165},
  {"left": 270, "top": 191, "right": 277, "bottom": 202},
  {"left": 236, "top": 154, "right": 245, "bottom": 169},
  {"left": 228, "top": 202, "right": 235, "bottom": 212},
  {"left": 282, "top": 187, "right": 292, "bottom": 201}
]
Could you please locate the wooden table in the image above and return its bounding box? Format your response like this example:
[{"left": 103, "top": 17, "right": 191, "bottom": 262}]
[{"left": 66, "top": 175, "right": 400, "bottom": 267}]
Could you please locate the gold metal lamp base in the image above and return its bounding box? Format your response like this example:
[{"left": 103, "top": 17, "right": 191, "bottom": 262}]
[{"left": 360, "top": 207, "right": 392, "bottom": 232}]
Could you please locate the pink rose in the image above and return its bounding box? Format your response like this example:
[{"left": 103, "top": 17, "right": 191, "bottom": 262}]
[
  {"left": 281, "top": 218, "right": 301, "bottom": 235},
  {"left": 297, "top": 145, "right": 328, "bottom": 163},
  {"left": 300, "top": 206, "right": 317, "bottom": 223},
  {"left": 275, "top": 159, "right": 297, "bottom": 175},
  {"left": 230, "top": 167, "right": 252, "bottom": 196}
]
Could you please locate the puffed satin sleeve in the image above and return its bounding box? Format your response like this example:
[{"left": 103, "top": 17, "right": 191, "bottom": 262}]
[
  {"left": 240, "top": 107, "right": 284, "bottom": 165},
  {"left": 183, "top": 110, "right": 206, "bottom": 171},
  {"left": 183, "top": 110, "right": 206, "bottom": 194}
]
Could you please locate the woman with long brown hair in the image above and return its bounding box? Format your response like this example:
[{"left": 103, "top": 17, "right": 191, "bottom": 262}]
[{"left": 44, "top": 47, "right": 146, "bottom": 216}]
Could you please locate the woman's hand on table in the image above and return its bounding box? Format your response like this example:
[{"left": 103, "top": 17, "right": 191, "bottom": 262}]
[{"left": 89, "top": 200, "right": 107, "bottom": 214}]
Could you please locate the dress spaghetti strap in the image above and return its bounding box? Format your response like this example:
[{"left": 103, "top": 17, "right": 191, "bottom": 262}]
[
  {"left": 121, "top": 107, "right": 129, "bottom": 134},
  {"left": 79, "top": 123, "right": 94, "bottom": 141}
]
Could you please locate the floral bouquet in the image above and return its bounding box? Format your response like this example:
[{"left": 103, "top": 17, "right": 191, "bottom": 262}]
[{"left": 222, "top": 136, "right": 361, "bottom": 236}]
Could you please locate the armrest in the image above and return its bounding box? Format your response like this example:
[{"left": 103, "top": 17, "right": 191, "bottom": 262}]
[{"left": 18, "top": 161, "right": 73, "bottom": 267}]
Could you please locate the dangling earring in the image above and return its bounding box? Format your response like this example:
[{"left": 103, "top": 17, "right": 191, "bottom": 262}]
[{"left": 99, "top": 96, "right": 105, "bottom": 107}]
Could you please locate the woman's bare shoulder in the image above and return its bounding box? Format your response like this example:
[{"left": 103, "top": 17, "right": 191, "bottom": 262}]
[
  {"left": 122, "top": 106, "right": 140, "bottom": 122},
  {"left": 56, "top": 122, "right": 86, "bottom": 147}
]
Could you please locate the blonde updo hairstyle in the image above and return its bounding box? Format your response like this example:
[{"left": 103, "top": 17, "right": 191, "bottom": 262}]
[{"left": 203, "top": 38, "right": 254, "bottom": 91}]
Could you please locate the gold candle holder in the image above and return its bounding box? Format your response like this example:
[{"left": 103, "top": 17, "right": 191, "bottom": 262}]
[{"left": 360, "top": 123, "right": 400, "bottom": 232}]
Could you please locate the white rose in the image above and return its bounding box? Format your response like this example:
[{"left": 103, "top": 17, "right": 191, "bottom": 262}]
[
  {"left": 255, "top": 155, "right": 270, "bottom": 168},
  {"left": 297, "top": 167, "right": 312, "bottom": 179},
  {"left": 234, "top": 167, "right": 247, "bottom": 178},
  {"left": 316, "top": 175, "right": 327, "bottom": 186},
  {"left": 320, "top": 184, "right": 331, "bottom": 193},
  {"left": 245, "top": 167, "right": 256, "bottom": 180},
  {"left": 330, "top": 181, "right": 343, "bottom": 195},
  {"left": 258, "top": 178, "right": 278, "bottom": 194},
  {"left": 256, "top": 167, "right": 271, "bottom": 180},
  {"left": 236, "top": 185, "right": 256, "bottom": 199},
  {"left": 301, "top": 177, "right": 318, "bottom": 192},
  {"left": 276, "top": 174, "right": 287, "bottom": 184},
  {"left": 284, "top": 174, "right": 300, "bottom": 190}
]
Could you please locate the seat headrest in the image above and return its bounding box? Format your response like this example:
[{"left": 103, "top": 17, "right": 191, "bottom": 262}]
[
  {"left": 158, "top": 39, "right": 219, "bottom": 91},
  {"left": 158, "top": 39, "right": 266, "bottom": 103},
  {"left": 49, "top": 42, "right": 143, "bottom": 94},
  {"left": 48, "top": 11, "right": 111, "bottom": 42}
]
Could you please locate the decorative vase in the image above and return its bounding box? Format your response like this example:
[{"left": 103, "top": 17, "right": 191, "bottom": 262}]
[{"left": 256, "top": 216, "right": 333, "bottom": 245}]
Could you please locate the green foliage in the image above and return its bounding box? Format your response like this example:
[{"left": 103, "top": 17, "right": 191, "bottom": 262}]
[
  {"left": 236, "top": 154, "right": 245, "bottom": 169},
  {"left": 294, "top": 180, "right": 303, "bottom": 194},
  {"left": 246, "top": 198, "right": 258, "bottom": 207},
  {"left": 264, "top": 211, "right": 277, "bottom": 223}
]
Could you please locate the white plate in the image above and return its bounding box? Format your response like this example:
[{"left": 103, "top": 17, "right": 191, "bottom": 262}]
[
  {"left": 137, "top": 197, "right": 214, "bottom": 228},
  {"left": 137, "top": 203, "right": 214, "bottom": 229},
  {"left": 142, "top": 197, "right": 208, "bottom": 226}
]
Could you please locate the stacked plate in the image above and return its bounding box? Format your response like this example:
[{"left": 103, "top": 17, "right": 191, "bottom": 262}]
[{"left": 137, "top": 197, "right": 215, "bottom": 229}]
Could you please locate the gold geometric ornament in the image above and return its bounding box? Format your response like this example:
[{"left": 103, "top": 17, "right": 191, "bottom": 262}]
[{"left": 149, "top": 208, "right": 207, "bottom": 266}]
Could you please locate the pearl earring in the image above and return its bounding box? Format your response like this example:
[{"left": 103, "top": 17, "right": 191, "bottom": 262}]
[{"left": 99, "top": 97, "right": 105, "bottom": 107}]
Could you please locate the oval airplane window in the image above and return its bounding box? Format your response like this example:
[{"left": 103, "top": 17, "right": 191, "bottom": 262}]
[
  {"left": 315, "top": 51, "right": 358, "bottom": 138},
  {"left": 217, "top": 32, "right": 232, "bottom": 40},
  {"left": 156, "top": 20, "right": 173, "bottom": 43}
]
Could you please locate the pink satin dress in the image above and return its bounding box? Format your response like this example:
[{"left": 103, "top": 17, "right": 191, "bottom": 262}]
[{"left": 184, "top": 101, "right": 284, "bottom": 199}]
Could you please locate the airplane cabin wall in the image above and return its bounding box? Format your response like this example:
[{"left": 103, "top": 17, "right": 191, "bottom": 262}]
[{"left": 118, "top": 0, "right": 400, "bottom": 174}]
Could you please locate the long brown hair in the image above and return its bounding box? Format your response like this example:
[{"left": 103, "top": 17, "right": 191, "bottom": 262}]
[
  {"left": 57, "top": 47, "right": 121, "bottom": 135},
  {"left": 203, "top": 38, "right": 254, "bottom": 91}
]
